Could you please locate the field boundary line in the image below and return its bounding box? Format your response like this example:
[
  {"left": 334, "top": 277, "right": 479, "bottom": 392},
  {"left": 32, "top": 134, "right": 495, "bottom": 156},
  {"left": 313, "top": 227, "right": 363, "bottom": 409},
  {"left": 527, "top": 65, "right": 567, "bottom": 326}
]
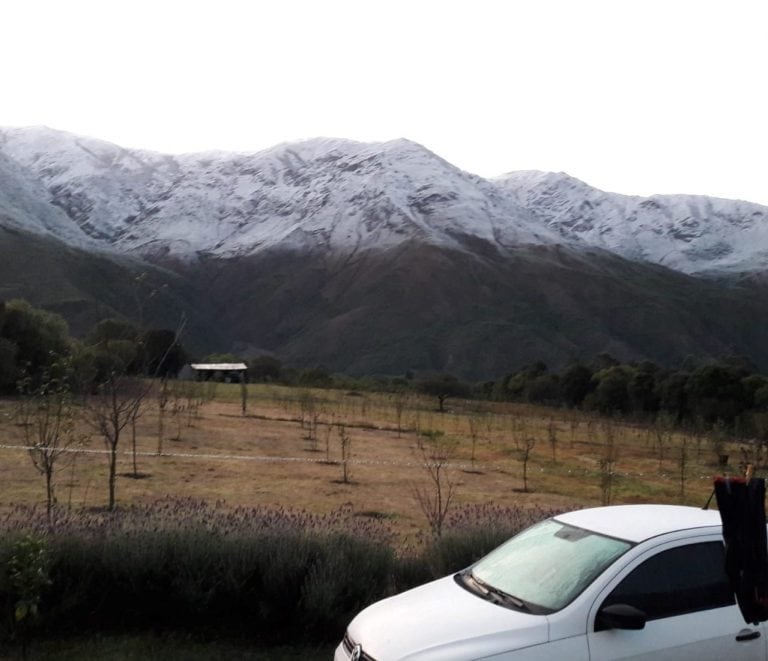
[
  {"left": 0, "top": 443, "right": 479, "bottom": 471},
  {"left": 0, "top": 444, "right": 714, "bottom": 481}
]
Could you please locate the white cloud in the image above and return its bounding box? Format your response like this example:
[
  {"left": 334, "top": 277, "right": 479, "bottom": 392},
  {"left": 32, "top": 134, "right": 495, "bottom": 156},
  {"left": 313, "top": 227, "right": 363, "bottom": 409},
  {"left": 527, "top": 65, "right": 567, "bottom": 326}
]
[{"left": 2, "top": 0, "right": 767, "bottom": 203}]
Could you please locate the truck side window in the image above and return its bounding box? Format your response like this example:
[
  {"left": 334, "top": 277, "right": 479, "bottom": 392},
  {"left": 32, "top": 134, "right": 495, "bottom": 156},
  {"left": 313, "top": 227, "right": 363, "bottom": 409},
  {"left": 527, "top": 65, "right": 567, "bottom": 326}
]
[{"left": 596, "top": 542, "right": 734, "bottom": 629}]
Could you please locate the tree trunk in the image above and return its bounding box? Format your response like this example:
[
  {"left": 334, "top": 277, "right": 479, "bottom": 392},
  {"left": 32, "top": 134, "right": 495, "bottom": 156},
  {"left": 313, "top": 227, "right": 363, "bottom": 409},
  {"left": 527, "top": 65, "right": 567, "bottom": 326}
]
[
  {"left": 132, "top": 414, "right": 138, "bottom": 475},
  {"left": 108, "top": 435, "right": 118, "bottom": 511},
  {"left": 523, "top": 457, "right": 529, "bottom": 492},
  {"left": 45, "top": 465, "right": 54, "bottom": 525}
]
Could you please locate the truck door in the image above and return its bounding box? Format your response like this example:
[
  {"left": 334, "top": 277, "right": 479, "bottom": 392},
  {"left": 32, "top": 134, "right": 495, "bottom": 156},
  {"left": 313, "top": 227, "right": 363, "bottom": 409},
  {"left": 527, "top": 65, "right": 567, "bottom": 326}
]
[{"left": 587, "top": 540, "right": 766, "bottom": 660}]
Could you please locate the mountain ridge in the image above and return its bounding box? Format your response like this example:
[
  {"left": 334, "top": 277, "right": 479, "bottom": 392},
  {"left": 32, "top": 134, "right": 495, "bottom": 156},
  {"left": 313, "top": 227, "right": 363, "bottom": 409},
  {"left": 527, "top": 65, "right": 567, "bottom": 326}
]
[
  {"left": 2, "top": 126, "right": 768, "bottom": 377},
  {"left": 3, "top": 126, "right": 767, "bottom": 274}
]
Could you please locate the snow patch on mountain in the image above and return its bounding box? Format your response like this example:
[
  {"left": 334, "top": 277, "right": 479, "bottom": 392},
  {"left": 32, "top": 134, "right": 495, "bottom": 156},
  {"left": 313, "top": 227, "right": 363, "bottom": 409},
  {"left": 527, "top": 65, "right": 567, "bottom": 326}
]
[
  {"left": 0, "top": 128, "right": 561, "bottom": 261},
  {"left": 1, "top": 126, "right": 767, "bottom": 274},
  {"left": 497, "top": 170, "right": 768, "bottom": 273},
  {"left": 0, "top": 148, "right": 97, "bottom": 247}
]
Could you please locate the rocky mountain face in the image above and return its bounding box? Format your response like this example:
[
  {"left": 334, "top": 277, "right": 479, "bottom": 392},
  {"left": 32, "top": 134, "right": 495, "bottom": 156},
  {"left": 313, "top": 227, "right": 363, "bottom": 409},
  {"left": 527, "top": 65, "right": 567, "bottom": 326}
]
[
  {"left": 498, "top": 170, "right": 768, "bottom": 274},
  {"left": 1, "top": 126, "right": 767, "bottom": 377},
  {"left": 3, "top": 126, "right": 767, "bottom": 274},
  {"left": 0, "top": 128, "right": 559, "bottom": 262},
  {"left": 0, "top": 149, "right": 94, "bottom": 247}
]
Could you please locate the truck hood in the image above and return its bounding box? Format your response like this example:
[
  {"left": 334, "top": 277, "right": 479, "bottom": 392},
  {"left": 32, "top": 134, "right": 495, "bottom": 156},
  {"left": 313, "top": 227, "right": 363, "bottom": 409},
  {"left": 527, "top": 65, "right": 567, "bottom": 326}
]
[{"left": 347, "top": 575, "right": 549, "bottom": 660}]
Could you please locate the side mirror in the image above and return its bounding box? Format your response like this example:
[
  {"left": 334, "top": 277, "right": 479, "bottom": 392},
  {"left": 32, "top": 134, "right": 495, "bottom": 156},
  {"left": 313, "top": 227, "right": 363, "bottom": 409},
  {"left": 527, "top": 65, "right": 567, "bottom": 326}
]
[{"left": 596, "top": 603, "right": 647, "bottom": 631}]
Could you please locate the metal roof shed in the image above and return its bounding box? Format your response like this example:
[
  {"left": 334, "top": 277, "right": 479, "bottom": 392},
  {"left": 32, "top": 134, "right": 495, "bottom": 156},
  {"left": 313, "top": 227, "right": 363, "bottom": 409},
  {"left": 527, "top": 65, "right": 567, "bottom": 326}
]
[
  {"left": 189, "top": 363, "right": 249, "bottom": 414},
  {"left": 190, "top": 363, "right": 248, "bottom": 371}
]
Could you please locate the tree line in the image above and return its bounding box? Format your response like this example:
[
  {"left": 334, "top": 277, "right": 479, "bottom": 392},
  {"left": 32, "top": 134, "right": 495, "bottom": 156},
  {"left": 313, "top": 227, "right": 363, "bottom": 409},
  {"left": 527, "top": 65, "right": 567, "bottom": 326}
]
[
  {"left": 4, "top": 296, "right": 768, "bottom": 439},
  {"left": 487, "top": 353, "right": 768, "bottom": 434},
  {"left": 0, "top": 300, "right": 187, "bottom": 393},
  {"left": 220, "top": 350, "right": 768, "bottom": 438}
]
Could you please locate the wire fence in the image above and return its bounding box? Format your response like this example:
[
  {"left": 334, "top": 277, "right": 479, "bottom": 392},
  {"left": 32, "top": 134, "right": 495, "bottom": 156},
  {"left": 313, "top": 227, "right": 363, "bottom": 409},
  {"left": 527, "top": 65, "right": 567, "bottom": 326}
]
[
  {"left": 0, "top": 443, "right": 478, "bottom": 471},
  {"left": 0, "top": 443, "right": 716, "bottom": 482}
]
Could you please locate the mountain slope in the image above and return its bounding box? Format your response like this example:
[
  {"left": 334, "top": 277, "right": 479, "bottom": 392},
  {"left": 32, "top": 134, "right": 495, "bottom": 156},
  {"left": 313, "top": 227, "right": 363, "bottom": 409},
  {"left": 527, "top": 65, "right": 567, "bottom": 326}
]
[
  {"left": 181, "top": 242, "right": 768, "bottom": 377},
  {"left": 2, "top": 126, "right": 768, "bottom": 377},
  {"left": 0, "top": 225, "right": 221, "bottom": 353},
  {"left": 0, "top": 128, "right": 557, "bottom": 262},
  {"left": 4, "top": 126, "right": 768, "bottom": 275},
  {"left": 498, "top": 171, "right": 768, "bottom": 274},
  {"left": 0, "top": 149, "right": 94, "bottom": 247}
]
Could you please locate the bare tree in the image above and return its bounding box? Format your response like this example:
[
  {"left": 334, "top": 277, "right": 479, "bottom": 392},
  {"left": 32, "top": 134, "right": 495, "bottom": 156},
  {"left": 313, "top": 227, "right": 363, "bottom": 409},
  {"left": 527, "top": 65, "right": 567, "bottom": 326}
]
[
  {"left": 129, "top": 404, "right": 141, "bottom": 477},
  {"left": 323, "top": 421, "right": 334, "bottom": 462},
  {"left": 169, "top": 382, "right": 187, "bottom": 441},
  {"left": 86, "top": 372, "right": 148, "bottom": 510},
  {"left": 306, "top": 411, "right": 321, "bottom": 451},
  {"left": 510, "top": 413, "right": 526, "bottom": 447},
  {"left": 547, "top": 419, "right": 558, "bottom": 461},
  {"left": 652, "top": 413, "right": 674, "bottom": 469},
  {"left": 411, "top": 430, "right": 457, "bottom": 537},
  {"left": 467, "top": 415, "right": 481, "bottom": 471},
  {"left": 519, "top": 437, "right": 536, "bottom": 493},
  {"left": 599, "top": 421, "right": 619, "bottom": 505},
  {"left": 154, "top": 378, "right": 191, "bottom": 454},
  {"left": 184, "top": 380, "right": 204, "bottom": 426},
  {"left": 678, "top": 439, "right": 689, "bottom": 501},
  {"left": 239, "top": 369, "right": 247, "bottom": 416},
  {"left": 586, "top": 417, "right": 596, "bottom": 445},
  {"left": 569, "top": 418, "right": 579, "bottom": 449},
  {"left": 157, "top": 377, "right": 170, "bottom": 455},
  {"left": 599, "top": 457, "right": 615, "bottom": 506},
  {"left": 299, "top": 390, "right": 315, "bottom": 430},
  {"left": 393, "top": 392, "right": 407, "bottom": 437},
  {"left": 20, "top": 365, "right": 86, "bottom": 524},
  {"left": 709, "top": 418, "right": 730, "bottom": 467},
  {"left": 86, "top": 315, "right": 186, "bottom": 508},
  {"left": 338, "top": 424, "right": 352, "bottom": 483}
]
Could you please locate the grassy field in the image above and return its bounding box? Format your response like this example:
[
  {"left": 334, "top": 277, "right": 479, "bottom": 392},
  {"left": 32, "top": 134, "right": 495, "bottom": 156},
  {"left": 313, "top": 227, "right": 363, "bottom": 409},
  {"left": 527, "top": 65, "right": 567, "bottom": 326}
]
[{"left": 0, "top": 381, "right": 735, "bottom": 538}]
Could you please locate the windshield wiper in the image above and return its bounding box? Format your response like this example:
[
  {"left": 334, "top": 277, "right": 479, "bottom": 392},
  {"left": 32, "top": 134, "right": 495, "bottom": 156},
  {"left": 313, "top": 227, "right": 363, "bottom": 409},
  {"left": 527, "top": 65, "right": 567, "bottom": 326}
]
[{"left": 462, "top": 570, "right": 530, "bottom": 611}]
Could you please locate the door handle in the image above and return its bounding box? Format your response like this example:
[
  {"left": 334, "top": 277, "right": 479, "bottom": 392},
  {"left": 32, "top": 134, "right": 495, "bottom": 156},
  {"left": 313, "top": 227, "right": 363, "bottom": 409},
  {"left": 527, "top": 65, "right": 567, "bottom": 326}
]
[{"left": 736, "top": 628, "right": 761, "bottom": 642}]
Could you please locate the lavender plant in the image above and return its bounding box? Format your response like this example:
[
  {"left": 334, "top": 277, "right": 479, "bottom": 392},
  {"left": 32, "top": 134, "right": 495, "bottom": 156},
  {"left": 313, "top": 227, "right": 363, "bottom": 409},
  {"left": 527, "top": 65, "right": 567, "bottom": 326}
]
[{"left": 0, "top": 499, "right": 558, "bottom": 645}]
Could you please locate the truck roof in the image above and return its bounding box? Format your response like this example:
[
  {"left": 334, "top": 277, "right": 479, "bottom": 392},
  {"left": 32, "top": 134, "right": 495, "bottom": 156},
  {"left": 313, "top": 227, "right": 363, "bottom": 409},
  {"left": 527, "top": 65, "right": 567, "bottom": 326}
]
[{"left": 554, "top": 504, "right": 722, "bottom": 543}]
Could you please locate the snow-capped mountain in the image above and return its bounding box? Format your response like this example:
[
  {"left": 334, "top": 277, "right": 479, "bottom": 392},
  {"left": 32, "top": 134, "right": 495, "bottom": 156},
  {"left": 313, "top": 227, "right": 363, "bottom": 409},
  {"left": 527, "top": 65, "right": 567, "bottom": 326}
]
[
  {"left": 0, "top": 127, "right": 557, "bottom": 262},
  {"left": 1, "top": 126, "right": 766, "bottom": 274},
  {"left": 499, "top": 170, "right": 768, "bottom": 274},
  {"left": 3, "top": 125, "right": 768, "bottom": 377},
  {"left": 0, "top": 148, "right": 96, "bottom": 248}
]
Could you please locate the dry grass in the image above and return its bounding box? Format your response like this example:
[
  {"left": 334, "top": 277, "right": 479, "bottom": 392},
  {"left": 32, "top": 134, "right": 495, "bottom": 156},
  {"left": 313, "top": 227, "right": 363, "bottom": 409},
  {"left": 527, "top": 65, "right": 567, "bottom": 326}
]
[{"left": 0, "top": 382, "right": 735, "bottom": 538}]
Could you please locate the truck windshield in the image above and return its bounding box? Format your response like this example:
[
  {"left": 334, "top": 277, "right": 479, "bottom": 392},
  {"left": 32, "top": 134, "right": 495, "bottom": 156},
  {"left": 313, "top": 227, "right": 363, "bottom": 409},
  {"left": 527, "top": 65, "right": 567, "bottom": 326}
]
[{"left": 470, "top": 519, "right": 631, "bottom": 612}]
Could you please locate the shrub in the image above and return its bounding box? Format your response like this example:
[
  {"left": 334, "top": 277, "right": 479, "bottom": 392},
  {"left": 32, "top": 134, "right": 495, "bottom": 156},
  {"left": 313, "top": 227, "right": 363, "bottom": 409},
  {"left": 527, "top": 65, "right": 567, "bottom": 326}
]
[
  {"left": 0, "top": 499, "right": 394, "bottom": 643},
  {"left": 0, "top": 499, "right": 557, "bottom": 645}
]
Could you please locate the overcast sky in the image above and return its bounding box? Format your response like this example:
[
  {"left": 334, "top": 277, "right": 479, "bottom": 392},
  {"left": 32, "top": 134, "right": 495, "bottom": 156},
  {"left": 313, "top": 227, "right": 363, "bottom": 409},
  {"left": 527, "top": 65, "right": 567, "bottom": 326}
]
[{"left": 3, "top": 0, "right": 767, "bottom": 204}]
